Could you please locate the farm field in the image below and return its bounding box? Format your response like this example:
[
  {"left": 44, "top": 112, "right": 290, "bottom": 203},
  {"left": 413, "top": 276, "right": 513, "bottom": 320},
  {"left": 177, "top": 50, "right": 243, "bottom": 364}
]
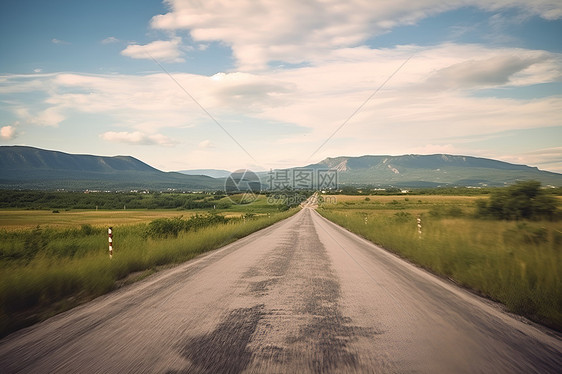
[
  {"left": 0, "top": 209, "right": 199, "bottom": 229},
  {"left": 318, "top": 193, "right": 562, "bottom": 331}
]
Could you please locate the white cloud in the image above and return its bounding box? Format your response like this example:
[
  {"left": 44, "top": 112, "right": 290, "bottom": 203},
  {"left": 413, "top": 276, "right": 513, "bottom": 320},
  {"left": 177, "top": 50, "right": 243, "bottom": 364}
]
[
  {"left": 33, "top": 68, "right": 42, "bottom": 73},
  {"left": 100, "top": 131, "right": 178, "bottom": 146},
  {"left": 34, "top": 107, "right": 65, "bottom": 126},
  {"left": 208, "top": 72, "right": 294, "bottom": 111},
  {"left": 0, "top": 125, "right": 17, "bottom": 140},
  {"left": 102, "top": 36, "right": 119, "bottom": 44},
  {"left": 51, "top": 38, "right": 70, "bottom": 45},
  {"left": 10, "top": 105, "right": 64, "bottom": 127},
  {"left": 198, "top": 139, "right": 215, "bottom": 148},
  {"left": 150, "top": 0, "right": 445, "bottom": 70},
  {"left": 492, "top": 0, "right": 562, "bottom": 20},
  {"left": 427, "top": 54, "right": 546, "bottom": 89},
  {"left": 150, "top": 0, "right": 562, "bottom": 70},
  {"left": 121, "top": 37, "right": 185, "bottom": 63}
]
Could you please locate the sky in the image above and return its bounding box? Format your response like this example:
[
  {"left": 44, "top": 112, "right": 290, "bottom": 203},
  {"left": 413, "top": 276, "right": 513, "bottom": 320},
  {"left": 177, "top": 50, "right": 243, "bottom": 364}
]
[{"left": 1, "top": 0, "right": 561, "bottom": 173}]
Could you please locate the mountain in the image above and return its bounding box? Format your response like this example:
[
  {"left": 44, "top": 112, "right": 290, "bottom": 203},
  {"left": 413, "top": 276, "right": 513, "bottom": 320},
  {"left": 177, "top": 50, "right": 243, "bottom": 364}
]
[
  {"left": 1, "top": 147, "right": 561, "bottom": 190},
  {"left": 177, "top": 169, "right": 232, "bottom": 178},
  {"left": 302, "top": 154, "right": 562, "bottom": 187},
  {"left": 0, "top": 146, "right": 224, "bottom": 191}
]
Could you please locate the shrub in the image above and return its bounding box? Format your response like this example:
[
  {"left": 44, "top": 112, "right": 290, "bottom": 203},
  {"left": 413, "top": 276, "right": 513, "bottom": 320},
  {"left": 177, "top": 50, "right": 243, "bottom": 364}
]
[
  {"left": 145, "top": 214, "right": 229, "bottom": 239},
  {"left": 393, "top": 211, "right": 412, "bottom": 222},
  {"left": 476, "top": 181, "right": 558, "bottom": 220},
  {"left": 80, "top": 224, "right": 95, "bottom": 236},
  {"left": 146, "top": 217, "right": 185, "bottom": 238}
]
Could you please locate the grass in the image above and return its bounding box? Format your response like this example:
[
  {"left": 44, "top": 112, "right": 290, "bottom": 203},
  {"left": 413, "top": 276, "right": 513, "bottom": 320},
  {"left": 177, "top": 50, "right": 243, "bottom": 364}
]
[
  {"left": 318, "top": 195, "right": 562, "bottom": 331},
  {"left": 0, "top": 206, "right": 299, "bottom": 338}
]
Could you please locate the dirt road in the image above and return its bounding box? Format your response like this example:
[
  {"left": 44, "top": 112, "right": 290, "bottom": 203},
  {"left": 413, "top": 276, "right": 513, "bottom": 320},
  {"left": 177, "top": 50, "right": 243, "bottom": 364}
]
[{"left": 1, "top": 207, "right": 561, "bottom": 373}]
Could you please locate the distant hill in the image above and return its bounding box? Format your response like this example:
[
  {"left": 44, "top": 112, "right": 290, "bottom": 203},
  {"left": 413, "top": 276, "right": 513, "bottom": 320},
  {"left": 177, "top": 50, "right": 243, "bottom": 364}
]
[
  {"left": 177, "top": 169, "right": 232, "bottom": 178},
  {"left": 302, "top": 154, "right": 562, "bottom": 187},
  {"left": 0, "top": 146, "right": 223, "bottom": 191}
]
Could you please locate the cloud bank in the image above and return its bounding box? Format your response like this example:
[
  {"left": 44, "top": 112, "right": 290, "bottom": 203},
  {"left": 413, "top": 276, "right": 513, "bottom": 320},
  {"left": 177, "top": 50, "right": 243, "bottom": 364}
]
[
  {"left": 3, "top": 42, "right": 561, "bottom": 170},
  {"left": 151, "top": 0, "right": 562, "bottom": 70}
]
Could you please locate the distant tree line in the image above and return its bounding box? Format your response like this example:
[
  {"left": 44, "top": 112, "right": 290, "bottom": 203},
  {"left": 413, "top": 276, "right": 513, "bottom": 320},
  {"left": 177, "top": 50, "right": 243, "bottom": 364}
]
[
  {"left": 0, "top": 190, "right": 230, "bottom": 210},
  {"left": 328, "top": 186, "right": 496, "bottom": 196}
]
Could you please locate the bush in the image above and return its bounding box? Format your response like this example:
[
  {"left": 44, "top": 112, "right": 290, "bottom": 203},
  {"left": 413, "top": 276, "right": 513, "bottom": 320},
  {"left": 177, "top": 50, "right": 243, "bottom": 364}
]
[
  {"left": 80, "top": 224, "right": 95, "bottom": 236},
  {"left": 476, "top": 181, "right": 558, "bottom": 220},
  {"left": 145, "top": 214, "right": 229, "bottom": 239},
  {"left": 393, "top": 211, "right": 412, "bottom": 222},
  {"left": 146, "top": 217, "right": 185, "bottom": 238}
]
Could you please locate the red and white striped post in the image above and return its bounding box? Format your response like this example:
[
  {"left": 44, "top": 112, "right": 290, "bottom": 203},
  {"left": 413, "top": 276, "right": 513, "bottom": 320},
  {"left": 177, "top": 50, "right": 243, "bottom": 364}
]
[{"left": 108, "top": 226, "right": 113, "bottom": 259}]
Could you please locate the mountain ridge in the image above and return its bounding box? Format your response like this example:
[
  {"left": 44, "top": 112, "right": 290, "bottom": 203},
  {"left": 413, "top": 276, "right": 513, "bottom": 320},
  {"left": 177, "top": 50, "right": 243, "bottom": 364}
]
[
  {"left": 1, "top": 146, "right": 561, "bottom": 189},
  {"left": 302, "top": 154, "right": 561, "bottom": 187},
  {"left": 0, "top": 146, "right": 158, "bottom": 173},
  {"left": 0, "top": 146, "right": 223, "bottom": 191}
]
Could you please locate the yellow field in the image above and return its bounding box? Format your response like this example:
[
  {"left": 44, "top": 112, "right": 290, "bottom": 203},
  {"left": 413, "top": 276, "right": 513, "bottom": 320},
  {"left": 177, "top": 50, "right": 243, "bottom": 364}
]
[
  {"left": 0, "top": 210, "right": 200, "bottom": 230},
  {"left": 321, "top": 194, "right": 484, "bottom": 205}
]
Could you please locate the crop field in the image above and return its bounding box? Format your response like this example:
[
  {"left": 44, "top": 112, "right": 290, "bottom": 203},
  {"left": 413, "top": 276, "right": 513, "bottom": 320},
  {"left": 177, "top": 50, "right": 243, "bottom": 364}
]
[
  {"left": 0, "top": 210, "right": 198, "bottom": 230},
  {"left": 318, "top": 193, "right": 562, "bottom": 330}
]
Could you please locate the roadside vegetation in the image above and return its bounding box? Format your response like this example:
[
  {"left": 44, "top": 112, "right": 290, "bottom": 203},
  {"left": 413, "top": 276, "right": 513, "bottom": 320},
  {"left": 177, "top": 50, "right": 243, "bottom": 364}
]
[
  {"left": 319, "top": 181, "right": 562, "bottom": 331},
  {"left": 0, "top": 191, "right": 302, "bottom": 338}
]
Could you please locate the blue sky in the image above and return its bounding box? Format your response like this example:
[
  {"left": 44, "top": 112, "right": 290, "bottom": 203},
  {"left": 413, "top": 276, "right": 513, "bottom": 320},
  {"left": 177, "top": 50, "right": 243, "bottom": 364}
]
[{"left": 1, "top": 0, "right": 561, "bottom": 173}]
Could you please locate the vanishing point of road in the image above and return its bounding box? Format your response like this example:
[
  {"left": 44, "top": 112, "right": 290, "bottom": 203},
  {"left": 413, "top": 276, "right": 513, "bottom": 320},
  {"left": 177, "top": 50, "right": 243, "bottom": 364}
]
[{"left": 1, "top": 204, "right": 561, "bottom": 373}]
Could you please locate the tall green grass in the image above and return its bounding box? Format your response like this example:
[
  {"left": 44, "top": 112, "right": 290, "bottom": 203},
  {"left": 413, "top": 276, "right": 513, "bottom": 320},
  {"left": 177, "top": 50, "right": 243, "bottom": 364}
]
[
  {"left": 319, "top": 209, "right": 562, "bottom": 331},
  {"left": 0, "top": 209, "right": 298, "bottom": 337}
]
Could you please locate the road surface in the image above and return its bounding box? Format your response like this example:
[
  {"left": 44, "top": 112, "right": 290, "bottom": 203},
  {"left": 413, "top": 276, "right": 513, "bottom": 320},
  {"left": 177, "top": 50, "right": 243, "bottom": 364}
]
[{"left": 1, "top": 206, "right": 561, "bottom": 373}]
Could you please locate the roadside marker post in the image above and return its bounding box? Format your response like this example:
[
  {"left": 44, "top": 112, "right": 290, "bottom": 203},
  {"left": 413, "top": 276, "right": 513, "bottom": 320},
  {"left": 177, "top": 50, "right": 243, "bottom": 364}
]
[
  {"left": 417, "top": 217, "right": 422, "bottom": 237},
  {"left": 108, "top": 227, "right": 113, "bottom": 259}
]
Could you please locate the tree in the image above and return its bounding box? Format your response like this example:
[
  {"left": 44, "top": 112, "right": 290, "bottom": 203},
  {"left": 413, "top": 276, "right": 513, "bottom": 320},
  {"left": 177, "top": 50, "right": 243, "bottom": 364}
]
[{"left": 478, "top": 181, "right": 558, "bottom": 220}]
